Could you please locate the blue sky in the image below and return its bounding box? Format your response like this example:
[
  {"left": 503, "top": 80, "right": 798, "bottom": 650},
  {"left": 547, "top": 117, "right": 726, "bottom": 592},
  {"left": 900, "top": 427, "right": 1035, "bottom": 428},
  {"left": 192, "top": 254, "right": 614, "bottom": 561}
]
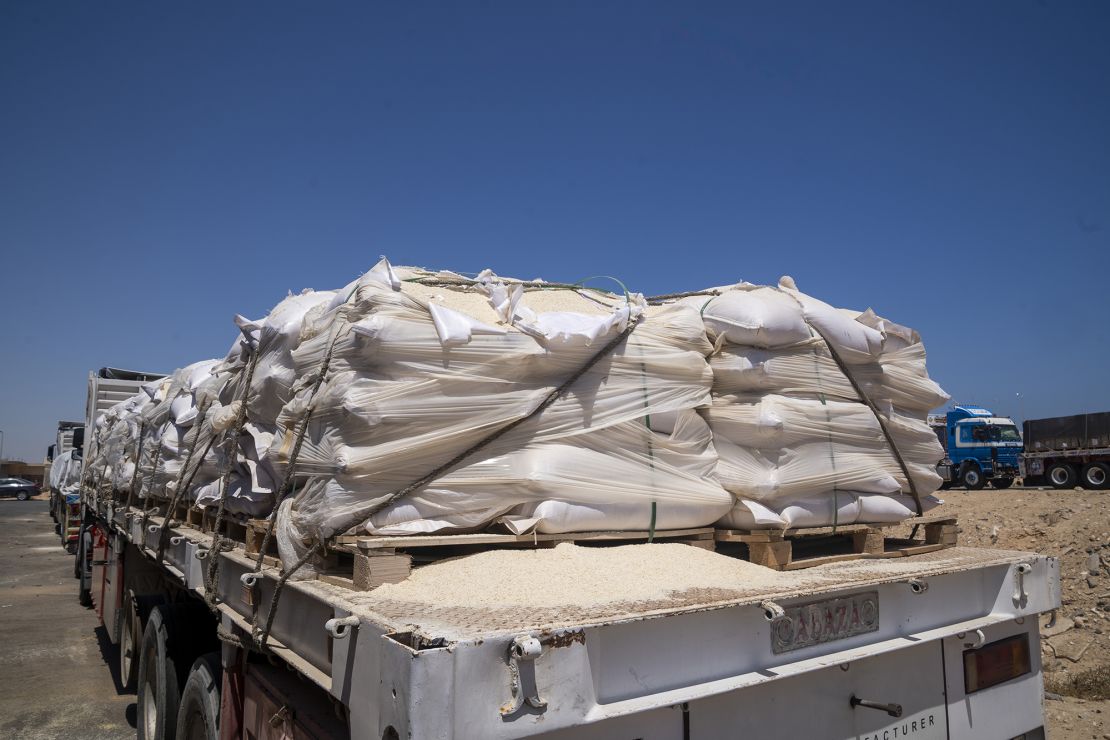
[{"left": 1, "top": 2, "right": 1108, "bottom": 462}]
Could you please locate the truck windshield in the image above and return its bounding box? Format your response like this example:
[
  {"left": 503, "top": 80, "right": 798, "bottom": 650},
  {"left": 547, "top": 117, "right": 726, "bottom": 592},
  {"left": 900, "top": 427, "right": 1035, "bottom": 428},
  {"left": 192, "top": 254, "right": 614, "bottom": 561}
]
[{"left": 996, "top": 425, "right": 1021, "bottom": 442}]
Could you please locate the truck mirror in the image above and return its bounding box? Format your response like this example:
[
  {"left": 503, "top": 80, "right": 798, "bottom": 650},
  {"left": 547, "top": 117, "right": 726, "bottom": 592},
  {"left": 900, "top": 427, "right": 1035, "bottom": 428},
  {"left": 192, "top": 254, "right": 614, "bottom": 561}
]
[{"left": 72, "top": 427, "right": 85, "bottom": 450}]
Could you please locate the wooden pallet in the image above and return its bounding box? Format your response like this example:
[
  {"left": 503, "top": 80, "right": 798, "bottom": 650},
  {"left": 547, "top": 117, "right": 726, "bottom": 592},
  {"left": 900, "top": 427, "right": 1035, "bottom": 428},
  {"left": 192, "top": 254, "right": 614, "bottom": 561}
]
[
  {"left": 195, "top": 507, "right": 249, "bottom": 542},
  {"left": 717, "top": 516, "right": 959, "bottom": 570},
  {"left": 320, "top": 528, "right": 717, "bottom": 592},
  {"left": 715, "top": 516, "right": 959, "bottom": 571},
  {"left": 244, "top": 519, "right": 280, "bottom": 558}
]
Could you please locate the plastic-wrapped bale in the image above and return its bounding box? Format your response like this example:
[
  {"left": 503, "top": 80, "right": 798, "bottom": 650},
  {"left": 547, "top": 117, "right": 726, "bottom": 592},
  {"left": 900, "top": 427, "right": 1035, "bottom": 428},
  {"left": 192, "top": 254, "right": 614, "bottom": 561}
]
[
  {"left": 49, "top": 449, "right": 84, "bottom": 495},
  {"left": 684, "top": 277, "right": 948, "bottom": 529},
  {"left": 266, "top": 260, "right": 733, "bottom": 557},
  {"left": 124, "top": 360, "right": 230, "bottom": 505}
]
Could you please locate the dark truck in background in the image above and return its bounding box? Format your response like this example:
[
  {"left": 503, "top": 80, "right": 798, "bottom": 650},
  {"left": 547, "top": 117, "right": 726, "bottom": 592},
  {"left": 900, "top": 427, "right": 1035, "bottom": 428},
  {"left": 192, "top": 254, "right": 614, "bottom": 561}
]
[{"left": 1020, "top": 411, "right": 1110, "bottom": 490}]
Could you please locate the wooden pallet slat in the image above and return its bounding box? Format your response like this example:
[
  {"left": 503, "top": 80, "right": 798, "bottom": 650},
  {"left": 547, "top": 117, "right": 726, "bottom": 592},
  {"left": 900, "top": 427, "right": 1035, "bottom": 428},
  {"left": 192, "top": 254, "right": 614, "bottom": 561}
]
[
  {"left": 337, "top": 527, "right": 717, "bottom": 551},
  {"left": 716, "top": 515, "right": 960, "bottom": 572}
]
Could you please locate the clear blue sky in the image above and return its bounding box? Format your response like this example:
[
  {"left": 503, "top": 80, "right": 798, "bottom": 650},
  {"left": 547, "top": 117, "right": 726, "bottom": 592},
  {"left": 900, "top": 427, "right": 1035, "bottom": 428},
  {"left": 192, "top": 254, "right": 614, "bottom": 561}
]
[{"left": 1, "top": 2, "right": 1108, "bottom": 462}]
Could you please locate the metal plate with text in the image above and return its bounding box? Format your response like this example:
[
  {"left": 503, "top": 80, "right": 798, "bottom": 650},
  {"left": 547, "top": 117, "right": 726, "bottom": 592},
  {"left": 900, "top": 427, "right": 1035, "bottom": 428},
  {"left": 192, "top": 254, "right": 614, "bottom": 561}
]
[{"left": 771, "top": 591, "right": 879, "bottom": 654}]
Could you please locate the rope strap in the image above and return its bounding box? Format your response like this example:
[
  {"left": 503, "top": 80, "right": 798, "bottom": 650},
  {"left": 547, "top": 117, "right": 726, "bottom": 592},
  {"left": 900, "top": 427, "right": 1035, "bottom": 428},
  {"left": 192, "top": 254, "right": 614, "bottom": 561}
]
[
  {"left": 782, "top": 294, "right": 924, "bottom": 517},
  {"left": 251, "top": 317, "right": 642, "bottom": 649},
  {"left": 204, "top": 347, "right": 261, "bottom": 608},
  {"left": 156, "top": 403, "right": 213, "bottom": 562}
]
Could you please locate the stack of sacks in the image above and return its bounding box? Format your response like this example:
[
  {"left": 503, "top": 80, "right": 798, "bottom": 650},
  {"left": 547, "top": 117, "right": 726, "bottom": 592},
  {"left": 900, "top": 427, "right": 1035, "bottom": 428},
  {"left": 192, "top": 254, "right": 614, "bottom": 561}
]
[
  {"left": 271, "top": 259, "right": 733, "bottom": 555},
  {"left": 84, "top": 393, "right": 148, "bottom": 493},
  {"left": 49, "top": 449, "right": 84, "bottom": 495},
  {"left": 133, "top": 360, "right": 226, "bottom": 503},
  {"left": 83, "top": 360, "right": 238, "bottom": 509},
  {"left": 193, "top": 288, "right": 342, "bottom": 517},
  {"left": 683, "top": 277, "right": 948, "bottom": 529},
  {"left": 83, "top": 260, "right": 948, "bottom": 574}
]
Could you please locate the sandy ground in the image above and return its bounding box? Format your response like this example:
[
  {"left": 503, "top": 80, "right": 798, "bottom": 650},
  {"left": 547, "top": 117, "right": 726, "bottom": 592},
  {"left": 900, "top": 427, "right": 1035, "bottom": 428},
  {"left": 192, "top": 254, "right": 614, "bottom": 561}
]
[
  {"left": 909, "top": 486, "right": 1110, "bottom": 739},
  {"left": 0, "top": 500, "right": 134, "bottom": 739}
]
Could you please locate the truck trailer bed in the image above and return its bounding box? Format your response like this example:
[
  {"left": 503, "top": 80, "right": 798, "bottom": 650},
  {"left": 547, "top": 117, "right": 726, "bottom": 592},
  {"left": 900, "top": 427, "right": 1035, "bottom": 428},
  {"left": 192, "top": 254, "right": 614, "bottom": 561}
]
[{"left": 95, "top": 498, "right": 1059, "bottom": 739}]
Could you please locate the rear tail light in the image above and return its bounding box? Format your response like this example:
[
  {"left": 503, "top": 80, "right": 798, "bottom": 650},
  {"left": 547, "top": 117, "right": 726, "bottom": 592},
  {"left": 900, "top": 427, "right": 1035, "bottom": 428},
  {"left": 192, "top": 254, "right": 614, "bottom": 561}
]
[{"left": 963, "top": 633, "right": 1031, "bottom": 693}]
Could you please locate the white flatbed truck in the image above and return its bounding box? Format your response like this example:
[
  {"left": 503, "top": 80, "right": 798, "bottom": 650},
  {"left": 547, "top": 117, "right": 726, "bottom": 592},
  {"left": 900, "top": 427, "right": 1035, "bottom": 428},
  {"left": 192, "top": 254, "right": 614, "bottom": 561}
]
[{"left": 78, "top": 480, "right": 1060, "bottom": 739}]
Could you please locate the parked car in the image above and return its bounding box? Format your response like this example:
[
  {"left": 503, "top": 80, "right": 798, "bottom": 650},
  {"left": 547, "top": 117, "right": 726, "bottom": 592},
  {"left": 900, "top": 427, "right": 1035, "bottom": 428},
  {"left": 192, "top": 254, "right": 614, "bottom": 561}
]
[{"left": 0, "top": 477, "right": 40, "bottom": 500}]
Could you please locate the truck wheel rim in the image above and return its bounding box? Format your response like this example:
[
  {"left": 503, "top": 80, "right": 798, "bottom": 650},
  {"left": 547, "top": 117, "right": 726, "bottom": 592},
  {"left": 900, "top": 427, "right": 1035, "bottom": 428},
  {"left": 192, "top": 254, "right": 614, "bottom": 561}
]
[
  {"left": 1090, "top": 468, "right": 1107, "bottom": 486},
  {"left": 142, "top": 680, "right": 158, "bottom": 737},
  {"left": 966, "top": 471, "right": 979, "bottom": 486},
  {"left": 121, "top": 623, "right": 134, "bottom": 683},
  {"left": 1050, "top": 468, "right": 1068, "bottom": 485}
]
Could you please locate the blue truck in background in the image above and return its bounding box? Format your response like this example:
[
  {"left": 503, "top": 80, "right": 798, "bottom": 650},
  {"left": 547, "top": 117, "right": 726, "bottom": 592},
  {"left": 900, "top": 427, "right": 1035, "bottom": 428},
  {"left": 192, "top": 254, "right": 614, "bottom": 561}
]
[{"left": 928, "top": 405, "right": 1023, "bottom": 490}]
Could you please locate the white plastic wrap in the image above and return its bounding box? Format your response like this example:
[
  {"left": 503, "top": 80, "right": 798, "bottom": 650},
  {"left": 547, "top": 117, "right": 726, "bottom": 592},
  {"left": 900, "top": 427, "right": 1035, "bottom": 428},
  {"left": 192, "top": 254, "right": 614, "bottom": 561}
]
[
  {"left": 83, "top": 261, "right": 949, "bottom": 573},
  {"left": 695, "top": 278, "right": 948, "bottom": 529},
  {"left": 270, "top": 270, "right": 732, "bottom": 541},
  {"left": 49, "top": 449, "right": 84, "bottom": 494}
]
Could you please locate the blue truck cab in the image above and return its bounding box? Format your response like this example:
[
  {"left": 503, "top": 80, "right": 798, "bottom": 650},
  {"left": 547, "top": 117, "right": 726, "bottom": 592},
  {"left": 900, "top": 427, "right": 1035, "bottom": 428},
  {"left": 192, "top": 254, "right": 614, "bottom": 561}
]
[{"left": 928, "top": 405, "right": 1023, "bottom": 490}]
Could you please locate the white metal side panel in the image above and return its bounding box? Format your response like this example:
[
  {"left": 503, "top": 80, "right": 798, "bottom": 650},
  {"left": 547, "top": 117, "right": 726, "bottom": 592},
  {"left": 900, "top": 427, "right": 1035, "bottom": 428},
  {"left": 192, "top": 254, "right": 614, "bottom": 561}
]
[
  {"left": 942, "top": 620, "right": 1044, "bottom": 739},
  {"left": 534, "top": 640, "right": 946, "bottom": 740}
]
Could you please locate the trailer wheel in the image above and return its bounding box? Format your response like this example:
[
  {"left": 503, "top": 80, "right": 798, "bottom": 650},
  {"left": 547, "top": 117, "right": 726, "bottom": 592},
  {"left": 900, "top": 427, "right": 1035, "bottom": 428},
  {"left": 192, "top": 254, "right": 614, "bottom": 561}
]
[
  {"left": 120, "top": 592, "right": 142, "bottom": 692},
  {"left": 175, "top": 652, "right": 221, "bottom": 740},
  {"left": 1047, "top": 463, "right": 1077, "bottom": 490},
  {"left": 990, "top": 477, "right": 1014, "bottom": 489},
  {"left": 960, "top": 465, "right": 986, "bottom": 490},
  {"left": 138, "top": 605, "right": 183, "bottom": 740},
  {"left": 1080, "top": 462, "right": 1110, "bottom": 490}
]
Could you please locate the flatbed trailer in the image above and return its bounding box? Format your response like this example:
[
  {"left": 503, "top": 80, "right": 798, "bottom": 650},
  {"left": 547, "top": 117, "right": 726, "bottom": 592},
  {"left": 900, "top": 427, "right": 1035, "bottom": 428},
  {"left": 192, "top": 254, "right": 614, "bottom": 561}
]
[{"left": 80, "top": 486, "right": 1060, "bottom": 740}]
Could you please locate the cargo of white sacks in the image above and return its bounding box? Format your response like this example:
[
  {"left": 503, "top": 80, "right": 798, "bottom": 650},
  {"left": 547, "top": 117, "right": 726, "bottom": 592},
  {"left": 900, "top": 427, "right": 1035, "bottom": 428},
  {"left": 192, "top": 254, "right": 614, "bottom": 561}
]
[{"left": 82, "top": 258, "right": 947, "bottom": 568}]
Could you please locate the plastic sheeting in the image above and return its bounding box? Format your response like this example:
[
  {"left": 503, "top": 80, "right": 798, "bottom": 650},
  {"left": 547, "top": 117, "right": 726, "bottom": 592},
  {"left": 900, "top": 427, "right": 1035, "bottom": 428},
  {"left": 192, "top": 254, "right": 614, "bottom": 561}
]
[
  {"left": 268, "top": 269, "right": 730, "bottom": 541},
  {"left": 688, "top": 277, "right": 947, "bottom": 530},
  {"left": 49, "top": 449, "right": 83, "bottom": 494},
  {"left": 81, "top": 261, "right": 949, "bottom": 575}
]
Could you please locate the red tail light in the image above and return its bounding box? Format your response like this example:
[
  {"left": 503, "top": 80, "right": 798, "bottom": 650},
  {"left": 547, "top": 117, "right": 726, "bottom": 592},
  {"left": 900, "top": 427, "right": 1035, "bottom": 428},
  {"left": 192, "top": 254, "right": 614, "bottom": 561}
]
[{"left": 963, "top": 633, "right": 1031, "bottom": 693}]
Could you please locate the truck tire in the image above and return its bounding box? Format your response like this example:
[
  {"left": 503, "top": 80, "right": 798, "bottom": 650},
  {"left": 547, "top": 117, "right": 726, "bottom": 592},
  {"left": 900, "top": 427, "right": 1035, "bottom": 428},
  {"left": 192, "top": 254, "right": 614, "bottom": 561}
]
[
  {"left": 138, "top": 606, "right": 183, "bottom": 740},
  {"left": 1080, "top": 462, "right": 1110, "bottom": 490},
  {"left": 123, "top": 592, "right": 168, "bottom": 692},
  {"left": 1047, "top": 463, "right": 1077, "bottom": 490},
  {"left": 990, "top": 478, "right": 1014, "bottom": 489},
  {"left": 175, "top": 653, "right": 221, "bottom": 740},
  {"left": 960, "top": 465, "right": 986, "bottom": 490},
  {"left": 120, "top": 593, "right": 140, "bottom": 691}
]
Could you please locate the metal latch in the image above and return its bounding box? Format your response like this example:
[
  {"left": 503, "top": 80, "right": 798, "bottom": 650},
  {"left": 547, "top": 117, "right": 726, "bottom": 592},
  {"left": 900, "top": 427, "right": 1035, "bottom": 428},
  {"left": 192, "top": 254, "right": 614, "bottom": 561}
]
[
  {"left": 1013, "top": 562, "right": 1032, "bottom": 607},
  {"left": 240, "top": 572, "right": 260, "bottom": 607},
  {"left": 500, "top": 635, "right": 547, "bottom": 718},
  {"left": 325, "top": 615, "right": 359, "bottom": 639},
  {"left": 851, "top": 695, "right": 903, "bottom": 718}
]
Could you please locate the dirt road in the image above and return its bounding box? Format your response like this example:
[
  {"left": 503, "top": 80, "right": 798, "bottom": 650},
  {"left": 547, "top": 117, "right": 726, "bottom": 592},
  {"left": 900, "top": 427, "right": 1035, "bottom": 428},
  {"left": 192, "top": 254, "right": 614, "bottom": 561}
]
[
  {"left": 912, "top": 486, "right": 1110, "bottom": 739},
  {"left": 0, "top": 500, "right": 134, "bottom": 739}
]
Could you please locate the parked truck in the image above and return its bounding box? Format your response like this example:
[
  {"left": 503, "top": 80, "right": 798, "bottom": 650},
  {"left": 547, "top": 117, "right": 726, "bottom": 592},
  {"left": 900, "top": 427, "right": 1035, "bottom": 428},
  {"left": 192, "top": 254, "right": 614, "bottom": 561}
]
[
  {"left": 1019, "top": 411, "right": 1110, "bottom": 490},
  {"left": 48, "top": 420, "right": 85, "bottom": 550},
  {"left": 75, "top": 380, "right": 1062, "bottom": 739},
  {"left": 928, "top": 406, "right": 1023, "bottom": 490}
]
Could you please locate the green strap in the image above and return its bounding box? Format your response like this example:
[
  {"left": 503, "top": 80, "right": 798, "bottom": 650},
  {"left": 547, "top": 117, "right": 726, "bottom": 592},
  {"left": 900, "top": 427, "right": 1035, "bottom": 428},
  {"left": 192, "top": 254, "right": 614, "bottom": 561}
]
[{"left": 648, "top": 501, "right": 657, "bottom": 543}]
